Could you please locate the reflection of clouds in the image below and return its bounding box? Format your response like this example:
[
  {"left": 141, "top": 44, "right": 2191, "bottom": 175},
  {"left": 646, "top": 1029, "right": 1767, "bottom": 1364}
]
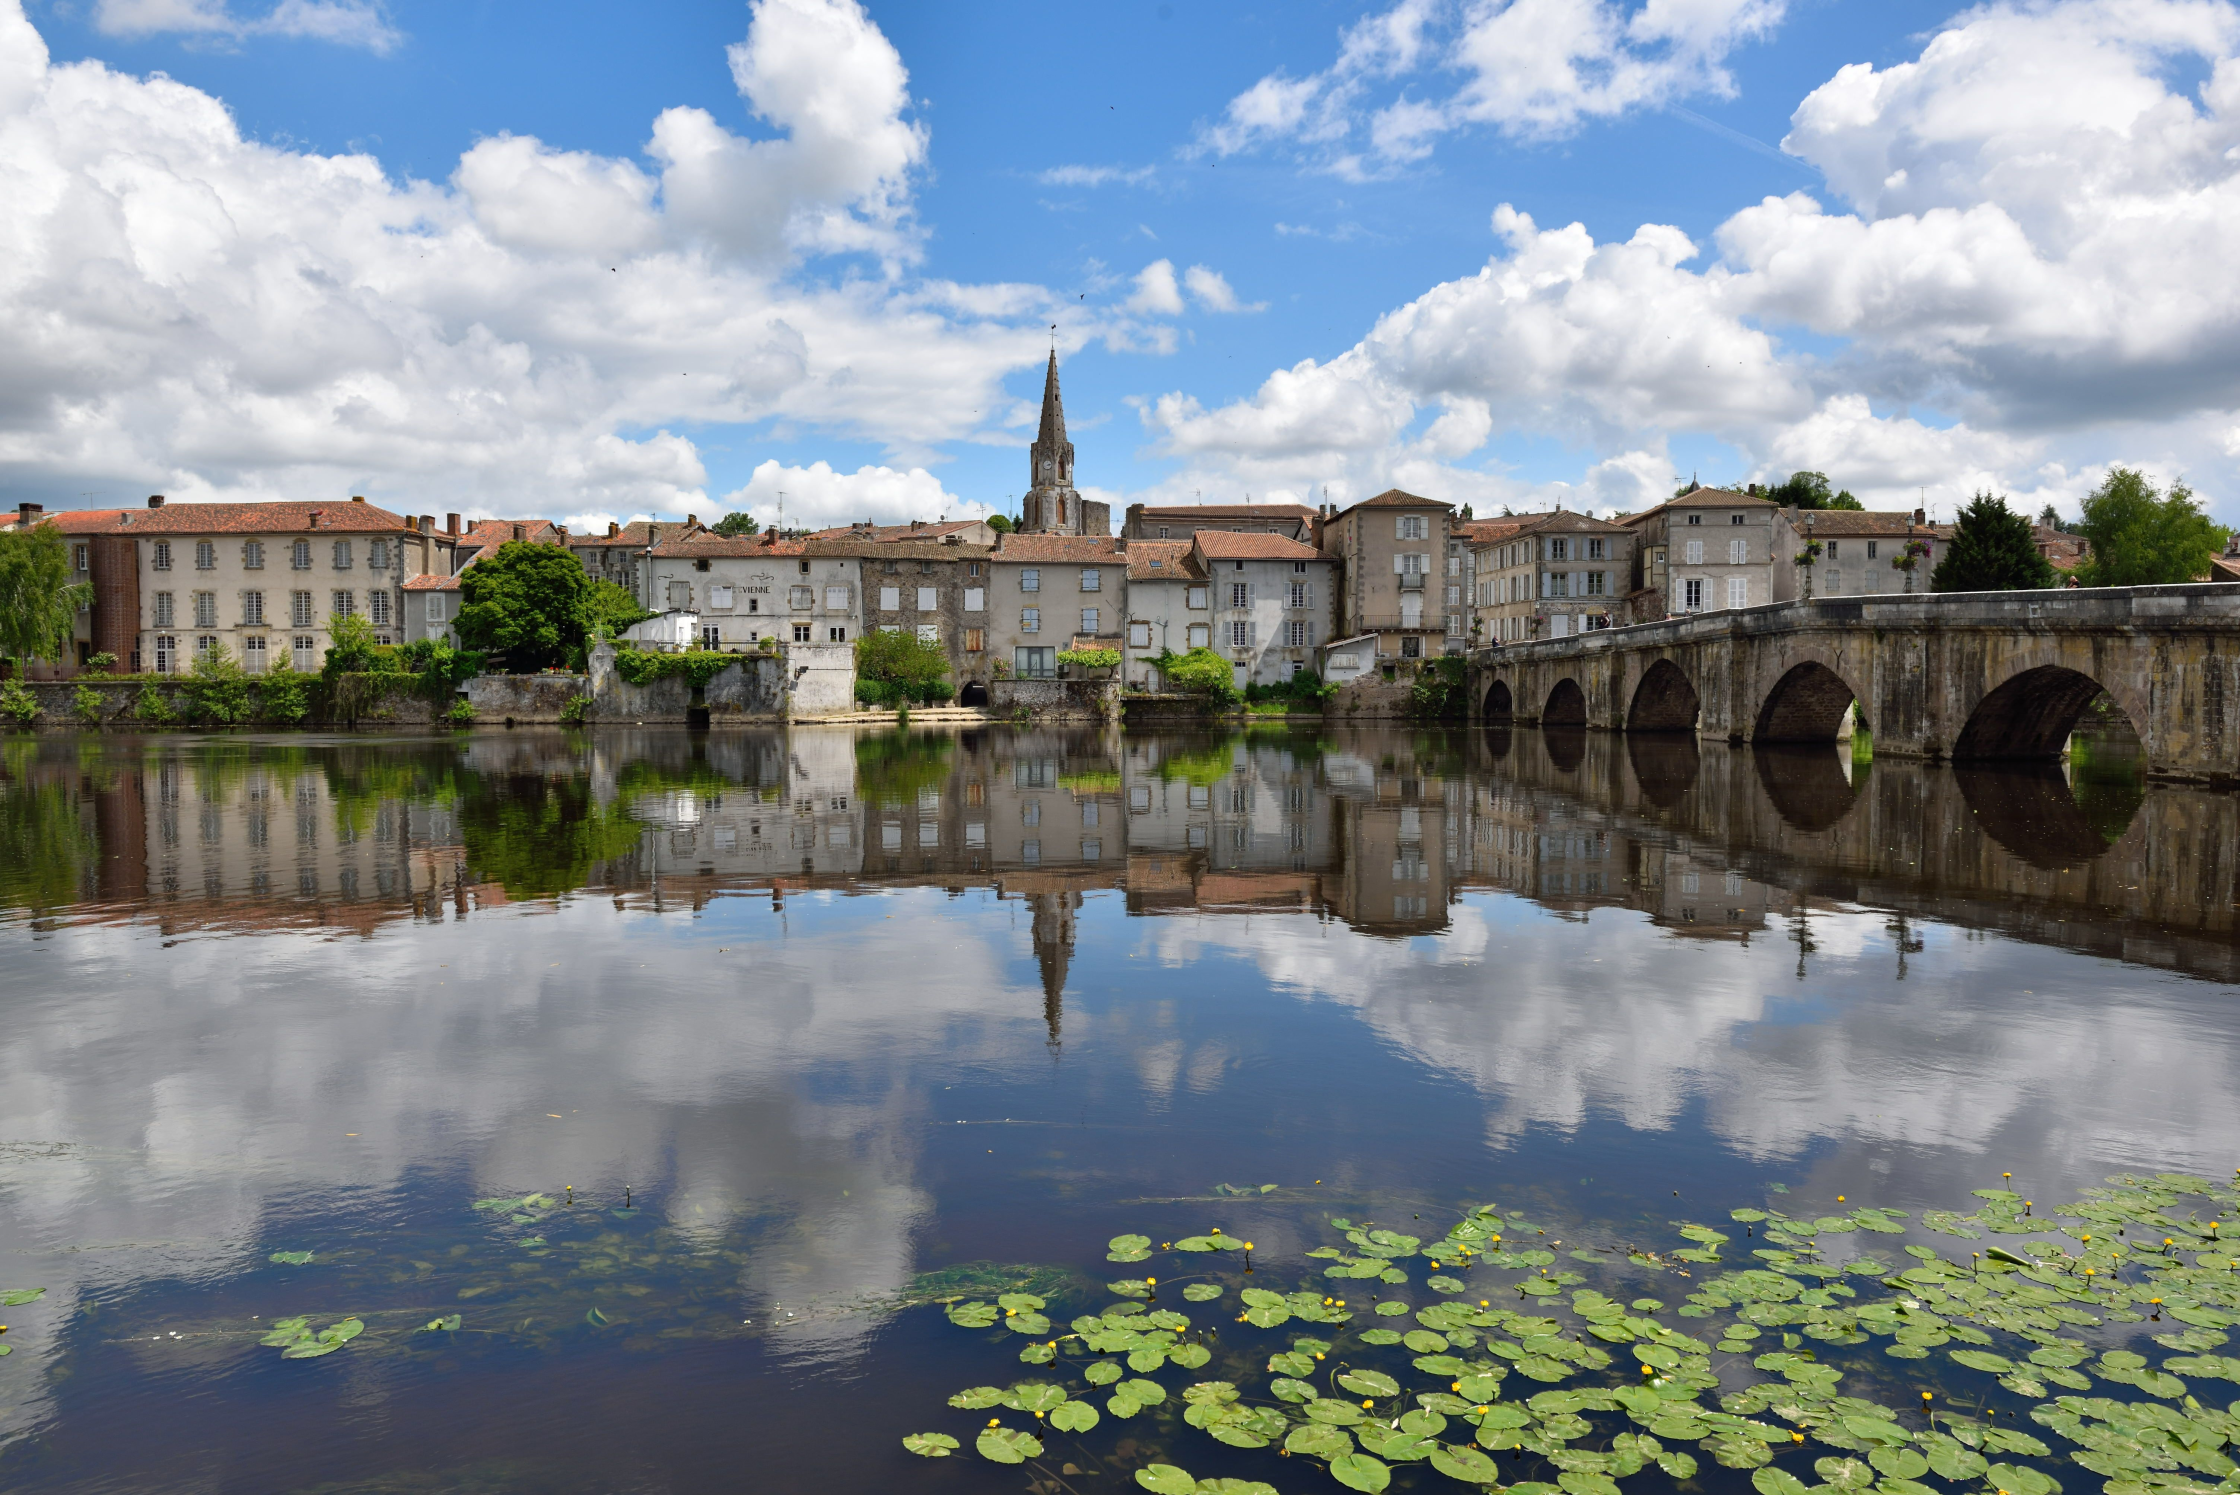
[
  {"left": 1143, "top": 896, "right": 2240, "bottom": 1201},
  {"left": 0, "top": 889, "right": 1053, "bottom": 1406}
]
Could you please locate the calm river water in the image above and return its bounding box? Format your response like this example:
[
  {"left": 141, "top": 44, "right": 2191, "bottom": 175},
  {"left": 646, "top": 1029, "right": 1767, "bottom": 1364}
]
[{"left": 0, "top": 725, "right": 2235, "bottom": 1495}]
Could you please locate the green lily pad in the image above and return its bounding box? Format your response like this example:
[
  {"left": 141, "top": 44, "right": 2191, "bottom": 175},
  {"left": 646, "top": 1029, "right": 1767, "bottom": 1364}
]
[
  {"left": 946, "top": 1300, "right": 998, "bottom": 1327},
  {"left": 1168, "top": 1343, "right": 1212, "bottom": 1369},
  {"left": 1287, "top": 1422, "right": 1355, "bottom": 1459},
  {"left": 268, "top": 1251, "right": 314, "bottom": 1265},
  {"left": 948, "top": 1386, "right": 1005, "bottom": 1408},
  {"left": 1085, "top": 1359, "right": 1123, "bottom": 1385},
  {"left": 1126, "top": 1347, "right": 1166, "bottom": 1372},
  {"left": 1984, "top": 1463, "right": 2057, "bottom": 1495},
  {"left": 1432, "top": 1444, "right": 1501, "bottom": 1484},
  {"left": 1049, "top": 1400, "right": 1098, "bottom": 1433},
  {"left": 1360, "top": 1329, "right": 1403, "bottom": 1345},
  {"left": 1869, "top": 1447, "right": 1930, "bottom": 1480},
  {"left": 1183, "top": 1283, "right": 1222, "bottom": 1302},
  {"left": 1330, "top": 1452, "right": 1392, "bottom": 1491},
  {"left": 1405, "top": 1330, "right": 1450, "bottom": 1353},
  {"left": 1272, "top": 1377, "right": 1317, "bottom": 1402},
  {"left": 976, "top": 1426, "right": 1041, "bottom": 1464},
  {"left": 902, "top": 1432, "right": 958, "bottom": 1457},
  {"left": 420, "top": 1314, "right": 461, "bottom": 1332},
  {"left": 1658, "top": 1452, "right": 1699, "bottom": 1479},
  {"left": 1269, "top": 1349, "right": 1315, "bottom": 1376},
  {"left": 1338, "top": 1368, "right": 1399, "bottom": 1398},
  {"left": 1004, "top": 1383, "right": 1066, "bottom": 1413},
  {"left": 1135, "top": 1464, "right": 1195, "bottom": 1493},
  {"left": 1108, "top": 1234, "right": 1153, "bottom": 1262},
  {"left": 1951, "top": 1349, "right": 2014, "bottom": 1372}
]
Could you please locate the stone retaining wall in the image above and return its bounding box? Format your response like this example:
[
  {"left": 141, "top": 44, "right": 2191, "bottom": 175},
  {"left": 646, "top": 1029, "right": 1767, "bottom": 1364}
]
[{"left": 990, "top": 677, "right": 1118, "bottom": 723}]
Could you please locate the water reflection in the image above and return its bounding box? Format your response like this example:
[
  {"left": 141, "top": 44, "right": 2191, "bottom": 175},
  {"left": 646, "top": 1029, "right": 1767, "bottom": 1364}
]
[{"left": 1, "top": 725, "right": 2237, "bottom": 1492}]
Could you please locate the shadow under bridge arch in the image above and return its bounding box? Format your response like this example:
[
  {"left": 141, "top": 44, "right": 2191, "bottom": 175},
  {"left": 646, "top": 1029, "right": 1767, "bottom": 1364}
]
[
  {"left": 1483, "top": 678, "right": 1514, "bottom": 719},
  {"left": 1626, "top": 658, "right": 1700, "bottom": 733},
  {"left": 1543, "top": 677, "right": 1587, "bottom": 726},
  {"left": 1755, "top": 661, "right": 1864, "bottom": 743},
  {"left": 1955, "top": 665, "right": 2130, "bottom": 760}
]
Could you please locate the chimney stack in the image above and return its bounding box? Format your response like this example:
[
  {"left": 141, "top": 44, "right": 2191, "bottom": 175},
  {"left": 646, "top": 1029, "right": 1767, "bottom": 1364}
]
[
  {"left": 1913, "top": 507, "right": 1926, "bottom": 525},
  {"left": 405, "top": 516, "right": 418, "bottom": 533},
  {"left": 511, "top": 523, "right": 524, "bottom": 542},
  {"left": 147, "top": 495, "right": 165, "bottom": 508},
  {"left": 607, "top": 521, "right": 618, "bottom": 538},
  {"left": 17, "top": 501, "right": 42, "bottom": 527},
  {"left": 309, "top": 510, "right": 322, "bottom": 529},
  {"left": 420, "top": 514, "right": 435, "bottom": 534},
  {"left": 351, "top": 495, "right": 366, "bottom": 504}
]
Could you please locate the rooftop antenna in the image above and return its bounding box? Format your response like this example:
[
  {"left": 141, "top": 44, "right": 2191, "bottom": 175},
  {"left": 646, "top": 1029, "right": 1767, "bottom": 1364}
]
[{"left": 777, "top": 490, "right": 785, "bottom": 535}]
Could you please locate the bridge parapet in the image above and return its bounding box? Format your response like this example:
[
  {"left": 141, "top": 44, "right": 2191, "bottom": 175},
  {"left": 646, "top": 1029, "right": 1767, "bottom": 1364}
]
[{"left": 1468, "top": 584, "right": 2240, "bottom": 783}]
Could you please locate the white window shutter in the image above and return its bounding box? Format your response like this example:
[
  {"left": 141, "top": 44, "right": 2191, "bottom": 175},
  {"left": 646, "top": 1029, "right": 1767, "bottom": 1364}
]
[
  {"left": 1249, "top": 620, "right": 1258, "bottom": 645},
  {"left": 1306, "top": 621, "right": 1317, "bottom": 645}
]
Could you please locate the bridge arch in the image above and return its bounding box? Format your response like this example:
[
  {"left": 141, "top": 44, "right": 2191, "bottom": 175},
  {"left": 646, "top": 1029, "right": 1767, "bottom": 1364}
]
[
  {"left": 1955, "top": 664, "right": 2135, "bottom": 760},
  {"left": 1483, "top": 679, "right": 1513, "bottom": 719},
  {"left": 1755, "top": 661, "right": 1864, "bottom": 743},
  {"left": 1543, "top": 677, "right": 1587, "bottom": 726},
  {"left": 1627, "top": 658, "right": 1700, "bottom": 732}
]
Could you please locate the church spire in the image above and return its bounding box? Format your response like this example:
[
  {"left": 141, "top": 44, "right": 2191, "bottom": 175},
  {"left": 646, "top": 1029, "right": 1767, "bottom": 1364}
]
[
  {"left": 1036, "top": 351, "right": 1067, "bottom": 450},
  {"left": 1021, "top": 349, "right": 1085, "bottom": 533}
]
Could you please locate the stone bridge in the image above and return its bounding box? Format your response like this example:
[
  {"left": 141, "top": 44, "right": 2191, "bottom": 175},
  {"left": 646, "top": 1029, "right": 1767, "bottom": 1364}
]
[{"left": 1469, "top": 584, "right": 2240, "bottom": 783}]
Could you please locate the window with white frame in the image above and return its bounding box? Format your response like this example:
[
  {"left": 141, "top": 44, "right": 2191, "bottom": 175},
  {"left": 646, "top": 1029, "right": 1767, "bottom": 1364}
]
[
  {"left": 1079, "top": 569, "right": 1100, "bottom": 591},
  {"left": 825, "top": 585, "right": 851, "bottom": 611},
  {"left": 1229, "top": 582, "right": 1249, "bottom": 607},
  {"left": 292, "top": 636, "right": 316, "bottom": 670},
  {"left": 154, "top": 635, "right": 176, "bottom": 673},
  {"left": 1228, "top": 620, "right": 1250, "bottom": 648},
  {"left": 917, "top": 624, "right": 939, "bottom": 644},
  {"left": 1080, "top": 607, "right": 1100, "bottom": 633},
  {"left": 1549, "top": 537, "right": 1568, "bottom": 560},
  {"left": 709, "top": 585, "right": 734, "bottom": 610},
  {"left": 1683, "top": 539, "right": 1704, "bottom": 564},
  {"left": 1682, "top": 578, "right": 1704, "bottom": 609},
  {"left": 1285, "top": 619, "right": 1310, "bottom": 647},
  {"left": 964, "top": 587, "right": 984, "bottom": 612},
  {"left": 1019, "top": 568, "right": 1040, "bottom": 592},
  {"left": 916, "top": 586, "right": 936, "bottom": 611},
  {"left": 425, "top": 592, "right": 447, "bottom": 623},
  {"left": 1586, "top": 571, "right": 1606, "bottom": 595},
  {"left": 1587, "top": 537, "right": 1606, "bottom": 559},
  {"left": 332, "top": 590, "right": 355, "bottom": 618},
  {"left": 242, "top": 541, "right": 264, "bottom": 569},
  {"left": 243, "top": 635, "right": 267, "bottom": 672},
  {"left": 1187, "top": 622, "right": 1210, "bottom": 649},
  {"left": 1014, "top": 646, "right": 1055, "bottom": 677},
  {"left": 153, "top": 592, "right": 174, "bottom": 628},
  {"left": 701, "top": 625, "right": 721, "bottom": 648},
  {"left": 1729, "top": 537, "right": 1748, "bottom": 564},
  {"left": 1288, "top": 580, "right": 1308, "bottom": 608},
  {"left": 1020, "top": 607, "right": 1040, "bottom": 633},
  {"left": 292, "top": 590, "right": 315, "bottom": 627},
  {"left": 331, "top": 540, "right": 352, "bottom": 569},
  {"left": 1128, "top": 620, "right": 1152, "bottom": 648},
  {"left": 292, "top": 539, "right": 311, "bottom": 569},
  {"left": 1728, "top": 577, "right": 1749, "bottom": 609},
  {"left": 152, "top": 541, "right": 172, "bottom": 571},
  {"left": 1396, "top": 514, "right": 1429, "bottom": 540},
  {"left": 193, "top": 591, "right": 217, "bottom": 627},
  {"left": 1186, "top": 585, "right": 1208, "bottom": 609},
  {"left": 368, "top": 589, "right": 390, "bottom": 626},
  {"left": 830, "top": 625, "right": 849, "bottom": 642},
  {"left": 195, "top": 541, "right": 216, "bottom": 570},
  {"left": 878, "top": 585, "right": 900, "bottom": 610},
  {"left": 243, "top": 590, "right": 265, "bottom": 626},
  {"left": 368, "top": 539, "right": 389, "bottom": 569},
  {"left": 794, "top": 623, "right": 812, "bottom": 642}
]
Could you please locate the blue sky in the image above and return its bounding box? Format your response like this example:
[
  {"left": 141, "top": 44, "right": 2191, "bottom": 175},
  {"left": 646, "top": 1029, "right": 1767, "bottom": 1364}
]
[{"left": 8, "top": 0, "right": 2240, "bottom": 529}]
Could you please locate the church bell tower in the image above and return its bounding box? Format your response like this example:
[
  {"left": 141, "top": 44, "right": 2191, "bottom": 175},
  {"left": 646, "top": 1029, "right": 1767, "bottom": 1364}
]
[{"left": 1018, "top": 353, "right": 1109, "bottom": 536}]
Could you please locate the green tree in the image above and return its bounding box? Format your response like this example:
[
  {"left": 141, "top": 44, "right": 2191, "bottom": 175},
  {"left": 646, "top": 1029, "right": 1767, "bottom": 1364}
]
[
  {"left": 853, "top": 628, "right": 952, "bottom": 704},
  {"left": 710, "top": 512, "right": 759, "bottom": 538},
  {"left": 1152, "top": 646, "right": 1239, "bottom": 704},
  {"left": 455, "top": 541, "right": 592, "bottom": 670},
  {"left": 585, "top": 579, "right": 653, "bottom": 638},
  {"left": 1931, "top": 492, "right": 2057, "bottom": 592},
  {"left": 985, "top": 514, "right": 1016, "bottom": 535},
  {"left": 2073, "top": 468, "right": 2231, "bottom": 587},
  {"left": 0, "top": 523, "right": 92, "bottom": 671},
  {"left": 320, "top": 611, "right": 385, "bottom": 680},
  {"left": 1767, "top": 471, "right": 1865, "bottom": 511}
]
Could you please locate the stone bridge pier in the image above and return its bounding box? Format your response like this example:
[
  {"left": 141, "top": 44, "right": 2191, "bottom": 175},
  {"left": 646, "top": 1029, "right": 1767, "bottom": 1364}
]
[{"left": 1469, "top": 585, "right": 2240, "bottom": 784}]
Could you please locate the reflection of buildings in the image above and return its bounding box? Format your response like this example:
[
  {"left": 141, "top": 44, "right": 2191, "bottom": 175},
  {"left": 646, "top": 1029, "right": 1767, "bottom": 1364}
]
[{"left": 7, "top": 717, "right": 2233, "bottom": 985}]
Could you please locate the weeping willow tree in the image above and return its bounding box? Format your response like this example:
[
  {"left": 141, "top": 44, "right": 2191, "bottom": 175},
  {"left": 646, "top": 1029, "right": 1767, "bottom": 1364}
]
[{"left": 0, "top": 524, "right": 93, "bottom": 671}]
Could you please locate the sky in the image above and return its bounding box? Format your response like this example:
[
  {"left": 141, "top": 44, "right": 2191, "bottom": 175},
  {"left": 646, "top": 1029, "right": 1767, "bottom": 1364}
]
[{"left": 4, "top": 0, "right": 2240, "bottom": 534}]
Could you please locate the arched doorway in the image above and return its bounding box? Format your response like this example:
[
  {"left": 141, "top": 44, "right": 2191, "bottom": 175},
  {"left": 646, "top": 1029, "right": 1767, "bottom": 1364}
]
[
  {"left": 1955, "top": 665, "right": 2123, "bottom": 760},
  {"left": 1483, "top": 679, "right": 1513, "bottom": 719},
  {"left": 1627, "top": 659, "right": 1699, "bottom": 733},
  {"left": 958, "top": 680, "right": 989, "bottom": 707},
  {"left": 1543, "top": 677, "right": 1586, "bottom": 726},
  {"left": 1755, "top": 661, "right": 1860, "bottom": 742}
]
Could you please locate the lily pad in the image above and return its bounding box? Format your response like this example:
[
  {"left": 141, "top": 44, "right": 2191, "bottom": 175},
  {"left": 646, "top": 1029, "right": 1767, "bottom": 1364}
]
[
  {"left": 1432, "top": 1444, "right": 1501, "bottom": 1484},
  {"left": 1049, "top": 1400, "right": 1098, "bottom": 1433},
  {"left": 976, "top": 1426, "right": 1042, "bottom": 1464},
  {"left": 1338, "top": 1368, "right": 1400, "bottom": 1398},
  {"left": 268, "top": 1251, "right": 314, "bottom": 1265},
  {"left": 902, "top": 1432, "right": 958, "bottom": 1457},
  {"left": 1085, "top": 1360, "right": 1123, "bottom": 1385},
  {"left": 947, "top": 1386, "right": 1005, "bottom": 1408},
  {"left": 1108, "top": 1234, "right": 1153, "bottom": 1262},
  {"left": 1330, "top": 1452, "right": 1392, "bottom": 1491},
  {"left": 0, "top": 1288, "right": 44, "bottom": 1307},
  {"left": 1135, "top": 1464, "right": 1196, "bottom": 1493},
  {"left": 946, "top": 1300, "right": 999, "bottom": 1327},
  {"left": 1287, "top": 1422, "right": 1355, "bottom": 1459},
  {"left": 1183, "top": 1283, "right": 1222, "bottom": 1302}
]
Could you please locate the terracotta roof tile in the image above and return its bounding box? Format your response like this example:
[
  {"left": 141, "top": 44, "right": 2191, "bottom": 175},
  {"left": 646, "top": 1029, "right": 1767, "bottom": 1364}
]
[
  {"left": 569, "top": 522, "right": 664, "bottom": 548},
  {"left": 1784, "top": 509, "right": 1938, "bottom": 536},
  {"left": 1191, "top": 530, "right": 1324, "bottom": 561},
  {"left": 800, "top": 537, "right": 992, "bottom": 561},
  {"left": 1126, "top": 540, "right": 1197, "bottom": 580},
  {"left": 807, "top": 519, "right": 989, "bottom": 543},
  {"left": 1621, "top": 486, "right": 1776, "bottom": 525},
  {"left": 991, "top": 534, "right": 1127, "bottom": 562},
  {"left": 1131, "top": 503, "right": 1316, "bottom": 521},
  {"left": 1333, "top": 488, "right": 1451, "bottom": 516},
  {"left": 649, "top": 535, "right": 805, "bottom": 558},
  {"left": 4, "top": 500, "right": 412, "bottom": 534},
  {"left": 403, "top": 573, "right": 461, "bottom": 591},
  {"left": 1455, "top": 519, "right": 1528, "bottom": 544},
  {"left": 1478, "top": 510, "right": 1631, "bottom": 541}
]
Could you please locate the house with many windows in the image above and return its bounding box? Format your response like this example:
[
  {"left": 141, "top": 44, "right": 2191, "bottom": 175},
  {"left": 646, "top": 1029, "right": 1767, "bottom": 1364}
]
[
  {"left": 1118, "top": 502, "right": 1317, "bottom": 543},
  {"left": 831, "top": 536, "right": 996, "bottom": 700},
  {"left": 1313, "top": 489, "right": 1453, "bottom": 662},
  {"left": 636, "top": 533, "right": 870, "bottom": 653},
  {"left": 1621, "top": 485, "right": 1779, "bottom": 618},
  {"left": 1188, "top": 530, "right": 1334, "bottom": 688},
  {"left": 985, "top": 533, "right": 1128, "bottom": 683},
  {"left": 1121, "top": 540, "right": 1202, "bottom": 689},
  {"left": 4, "top": 495, "right": 447, "bottom": 676},
  {"left": 1769, "top": 508, "right": 1943, "bottom": 599},
  {"left": 1470, "top": 510, "right": 1635, "bottom": 642}
]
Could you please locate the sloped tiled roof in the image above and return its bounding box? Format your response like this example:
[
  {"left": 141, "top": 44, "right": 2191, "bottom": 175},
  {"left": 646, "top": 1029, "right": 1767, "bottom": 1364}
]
[
  {"left": 1126, "top": 540, "right": 1198, "bottom": 580},
  {"left": 1133, "top": 503, "right": 1316, "bottom": 521},
  {"left": 1782, "top": 509, "right": 1935, "bottom": 536},
  {"left": 1192, "top": 531, "right": 1324, "bottom": 562},
  {"left": 802, "top": 537, "right": 992, "bottom": 562},
  {"left": 4, "top": 500, "right": 410, "bottom": 533},
  {"left": 403, "top": 573, "right": 461, "bottom": 591},
  {"left": 1333, "top": 488, "right": 1451, "bottom": 516},
  {"left": 808, "top": 519, "right": 989, "bottom": 543},
  {"left": 649, "top": 535, "right": 805, "bottom": 558},
  {"left": 1486, "top": 509, "right": 1631, "bottom": 542},
  {"left": 992, "top": 534, "right": 1127, "bottom": 562},
  {"left": 1455, "top": 519, "right": 1528, "bottom": 545},
  {"left": 569, "top": 522, "right": 664, "bottom": 548},
  {"left": 1621, "top": 486, "right": 1775, "bottom": 526}
]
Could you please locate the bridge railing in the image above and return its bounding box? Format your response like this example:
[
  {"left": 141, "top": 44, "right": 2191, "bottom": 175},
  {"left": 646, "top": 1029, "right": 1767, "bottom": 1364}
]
[{"left": 1470, "top": 582, "right": 2240, "bottom": 664}]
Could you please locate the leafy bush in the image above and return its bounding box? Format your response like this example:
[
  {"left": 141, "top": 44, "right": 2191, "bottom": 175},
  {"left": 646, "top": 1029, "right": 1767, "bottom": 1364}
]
[
  {"left": 73, "top": 684, "right": 103, "bottom": 723},
  {"left": 446, "top": 698, "right": 477, "bottom": 726},
  {"left": 0, "top": 678, "right": 36, "bottom": 726},
  {"left": 182, "top": 644, "right": 254, "bottom": 725},
  {"left": 1407, "top": 657, "right": 1470, "bottom": 720},
  {"left": 2074, "top": 468, "right": 2232, "bottom": 586},
  {"left": 320, "top": 612, "right": 387, "bottom": 681},
  {"left": 258, "top": 661, "right": 313, "bottom": 725},
  {"left": 559, "top": 693, "right": 593, "bottom": 726},
  {"left": 85, "top": 652, "right": 117, "bottom": 672},
  {"left": 613, "top": 648, "right": 739, "bottom": 689},
  {"left": 586, "top": 579, "right": 655, "bottom": 640},
  {"left": 1057, "top": 647, "right": 1120, "bottom": 672},
  {"left": 456, "top": 541, "right": 593, "bottom": 671},
  {"left": 855, "top": 629, "right": 951, "bottom": 704},
  {"left": 1932, "top": 493, "right": 2057, "bottom": 592},
  {"left": 1151, "top": 647, "right": 1239, "bottom": 705},
  {"left": 133, "top": 683, "right": 175, "bottom": 723}
]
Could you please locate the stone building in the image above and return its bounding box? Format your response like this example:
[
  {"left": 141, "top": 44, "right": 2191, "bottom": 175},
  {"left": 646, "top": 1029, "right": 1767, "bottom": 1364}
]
[
  {"left": 1768, "top": 508, "right": 1942, "bottom": 600},
  {"left": 985, "top": 533, "right": 1128, "bottom": 681},
  {"left": 1621, "top": 485, "right": 1779, "bottom": 617},
  {"left": 1314, "top": 489, "right": 1453, "bottom": 661},
  {"left": 1120, "top": 502, "right": 1316, "bottom": 542},
  {"left": 835, "top": 536, "right": 999, "bottom": 703},
  {"left": 809, "top": 518, "right": 1000, "bottom": 547},
  {"left": 1188, "top": 530, "right": 1334, "bottom": 688},
  {"left": 569, "top": 520, "right": 695, "bottom": 597},
  {"left": 1016, "top": 353, "right": 1110, "bottom": 537},
  {"left": 1121, "top": 540, "right": 1202, "bottom": 687},
  {"left": 1452, "top": 517, "right": 1526, "bottom": 650},
  {"left": 1470, "top": 510, "right": 1635, "bottom": 642},
  {"left": 641, "top": 533, "right": 862, "bottom": 652},
  {"left": 4, "top": 496, "right": 450, "bottom": 676}
]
